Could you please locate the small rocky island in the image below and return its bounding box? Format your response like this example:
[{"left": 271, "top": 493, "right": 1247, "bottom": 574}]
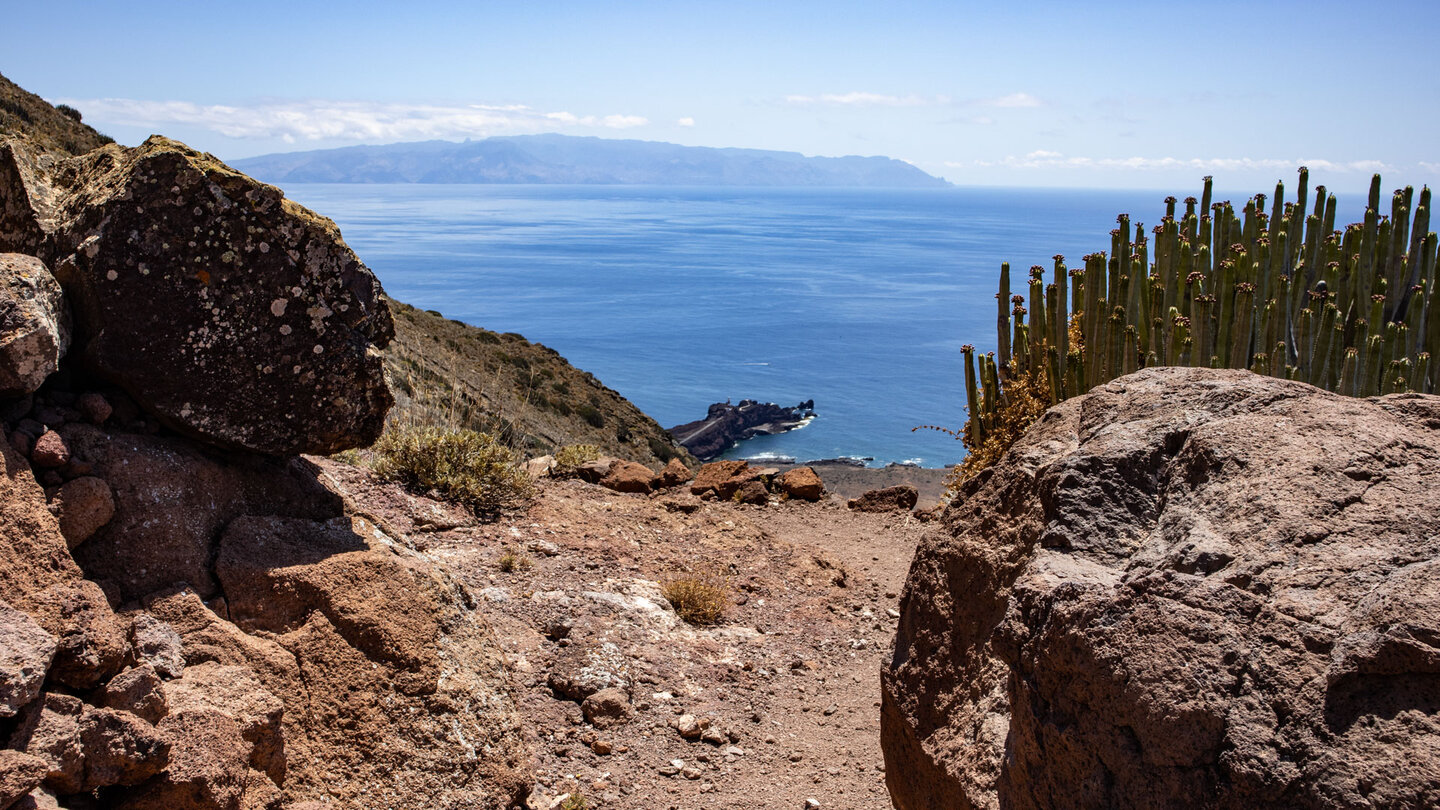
[{"left": 668, "top": 399, "right": 814, "bottom": 460}]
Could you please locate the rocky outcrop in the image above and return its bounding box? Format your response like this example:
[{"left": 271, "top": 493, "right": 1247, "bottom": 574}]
[
  {"left": 669, "top": 399, "right": 814, "bottom": 461},
  {"left": 35, "top": 136, "right": 393, "bottom": 455},
  {"left": 0, "top": 254, "right": 67, "bottom": 397},
  {"left": 882, "top": 368, "right": 1440, "bottom": 809},
  {"left": 847, "top": 484, "right": 917, "bottom": 513},
  {"left": 776, "top": 466, "right": 825, "bottom": 501}
]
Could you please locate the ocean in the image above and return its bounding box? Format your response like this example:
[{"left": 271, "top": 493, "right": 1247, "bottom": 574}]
[{"left": 280, "top": 183, "right": 1351, "bottom": 468}]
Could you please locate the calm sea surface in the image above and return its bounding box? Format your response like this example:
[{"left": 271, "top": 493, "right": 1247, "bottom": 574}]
[{"left": 281, "top": 184, "right": 1349, "bottom": 467}]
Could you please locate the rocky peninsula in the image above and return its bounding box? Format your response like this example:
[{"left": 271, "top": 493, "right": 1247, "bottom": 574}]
[{"left": 668, "top": 399, "right": 815, "bottom": 461}]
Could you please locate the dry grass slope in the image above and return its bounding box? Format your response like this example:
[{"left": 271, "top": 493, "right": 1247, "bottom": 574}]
[
  {"left": 383, "top": 299, "right": 694, "bottom": 468},
  {"left": 0, "top": 71, "right": 114, "bottom": 155}
]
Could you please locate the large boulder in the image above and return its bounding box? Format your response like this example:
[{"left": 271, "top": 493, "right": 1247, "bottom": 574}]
[
  {"left": 0, "top": 141, "right": 59, "bottom": 258},
  {"left": 882, "top": 368, "right": 1440, "bottom": 809},
  {"left": 0, "top": 253, "right": 68, "bottom": 397},
  {"left": 35, "top": 136, "right": 392, "bottom": 455}
]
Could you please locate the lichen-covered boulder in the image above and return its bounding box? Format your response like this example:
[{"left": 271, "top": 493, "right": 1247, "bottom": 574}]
[
  {"left": 0, "top": 253, "right": 68, "bottom": 398},
  {"left": 882, "top": 368, "right": 1440, "bottom": 809},
  {"left": 44, "top": 136, "right": 392, "bottom": 455},
  {"left": 0, "top": 141, "right": 60, "bottom": 258}
]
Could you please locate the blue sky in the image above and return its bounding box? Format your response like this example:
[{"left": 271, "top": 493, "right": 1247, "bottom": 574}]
[{"left": 3, "top": 0, "right": 1436, "bottom": 192}]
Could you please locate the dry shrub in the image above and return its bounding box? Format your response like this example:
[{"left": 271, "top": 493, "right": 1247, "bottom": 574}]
[
  {"left": 553, "top": 443, "right": 603, "bottom": 477},
  {"left": 661, "top": 567, "right": 730, "bottom": 626},
  {"left": 498, "top": 547, "right": 532, "bottom": 573},
  {"left": 372, "top": 426, "right": 534, "bottom": 517},
  {"left": 948, "top": 368, "right": 1053, "bottom": 489}
]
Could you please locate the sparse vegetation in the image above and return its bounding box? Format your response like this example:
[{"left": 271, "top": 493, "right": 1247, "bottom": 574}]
[
  {"left": 372, "top": 426, "right": 534, "bottom": 517},
  {"left": 54, "top": 103, "right": 82, "bottom": 122},
  {"left": 553, "top": 444, "right": 603, "bottom": 476},
  {"left": 662, "top": 567, "right": 730, "bottom": 626},
  {"left": 498, "top": 546, "right": 533, "bottom": 573},
  {"left": 557, "top": 793, "right": 589, "bottom": 810}
]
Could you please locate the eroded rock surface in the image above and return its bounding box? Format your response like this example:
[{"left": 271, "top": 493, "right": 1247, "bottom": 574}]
[{"left": 882, "top": 367, "right": 1440, "bottom": 809}]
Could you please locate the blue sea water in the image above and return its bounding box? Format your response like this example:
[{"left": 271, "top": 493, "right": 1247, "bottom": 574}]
[{"left": 279, "top": 184, "right": 1335, "bottom": 468}]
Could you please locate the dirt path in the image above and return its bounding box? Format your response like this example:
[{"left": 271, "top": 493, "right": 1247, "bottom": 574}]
[{"left": 318, "top": 460, "right": 927, "bottom": 809}]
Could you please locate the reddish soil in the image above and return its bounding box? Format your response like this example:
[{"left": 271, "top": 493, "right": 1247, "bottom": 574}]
[{"left": 316, "top": 460, "right": 931, "bottom": 809}]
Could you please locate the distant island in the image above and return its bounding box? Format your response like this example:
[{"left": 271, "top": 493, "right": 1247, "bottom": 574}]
[{"left": 229, "top": 133, "right": 951, "bottom": 188}]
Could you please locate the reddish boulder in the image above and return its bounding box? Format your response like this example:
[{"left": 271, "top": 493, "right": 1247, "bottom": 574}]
[
  {"left": 732, "top": 480, "right": 770, "bottom": 505},
  {"left": 128, "top": 615, "right": 184, "bottom": 680},
  {"left": 847, "top": 484, "right": 917, "bottom": 513},
  {"left": 75, "top": 392, "right": 111, "bottom": 425},
  {"left": 581, "top": 687, "right": 631, "bottom": 730},
  {"left": 44, "top": 137, "right": 393, "bottom": 456},
  {"left": 599, "top": 460, "right": 654, "bottom": 494},
  {"left": 0, "top": 750, "right": 48, "bottom": 810},
  {"left": 689, "top": 460, "right": 748, "bottom": 497},
  {"left": 883, "top": 368, "right": 1440, "bottom": 810},
  {"left": 100, "top": 665, "right": 169, "bottom": 725},
  {"left": 49, "top": 475, "right": 114, "bottom": 549},
  {"left": 776, "top": 466, "right": 825, "bottom": 501},
  {"left": 655, "top": 457, "right": 693, "bottom": 488},
  {"left": 28, "top": 431, "right": 67, "bottom": 468}
]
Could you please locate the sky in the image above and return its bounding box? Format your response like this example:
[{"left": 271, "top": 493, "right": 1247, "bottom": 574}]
[{"left": 2, "top": 0, "right": 1437, "bottom": 193}]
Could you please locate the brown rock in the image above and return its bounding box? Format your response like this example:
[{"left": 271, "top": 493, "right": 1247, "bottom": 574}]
[
  {"left": 732, "top": 480, "right": 769, "bottom": 505},
  {"left": 574, "top": 457, "right": 616, "bottom": 484},
  {"left": 0, "top": 600, "right": 56, "bottom": 718},
  {"left": 61, "top": 423, "right": 342, "bottom": 601},
  {"left": 128, "top": 614, "right": 184, "bottom": 680},
  {"left": 0, "top": 141, "right": 58, "bottom": 259},
  {"left": 49, "top": 475, "right": 114, "bottom": 549},
  {"left": 75, "top": 392, "right": 111, "bottom": 425},
  {"left": 689, "top": 460, "right": 748, "bottom": 497},
  {"left": 882, "top": 368, "right": 1440, "bottom": 810},
  {"left": 655, "top": 457, "right": 693, "bottom": 488},
  {"left": 76, "top": 705, "right": 170, "bottom": 789},
  {"left": 0, "top": 437, "right": 125, "bottom": 690},
  {"left": 776, "top": 466, "right": 825, "bottom": 501},
  {"left": 0, "top": 749, "right": 48, "bottom": 809},
  {"left": 100, "top": 665, "right": 169, "bottom": 725},
  {"left": 163, "top": 662, "right": 284, "bottom": 783},
  {"left": 29, "top": 579, "right": 126, "bottom": 690},
  {"left": 548, "top": 640, "right": 631, "bottom": 701},
  {"left": 581, "top": 687, "right": 631, "bottom": 730},
  {"left": 9, "top": 693, "right": 82, "bottom": 794},
  {"left": 119, "top": 700, "right": 276, "bottom": 810},
  {"left": 43, "top": 136, "right": 393, "bottom": 456},
  {"left": 0, "top": 253, "right": 68, "bottom": 398},
  {"left": 599, "top": 460, "right": 654, "bottom": 494},
  {"left": 847, "top": 484, "right": 917, "bottom": 513},
  {"left": 8, "top": 428, "right": 31, "bottom": 457},
  {"left": 211, "top": 515, "right": 531, "bottom": 807},
  {"left": 28, "top": 431, "right": 67, "bottom": 468}
]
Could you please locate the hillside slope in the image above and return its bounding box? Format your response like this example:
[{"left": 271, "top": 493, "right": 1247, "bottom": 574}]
[
  {"left": 385, "top": 300, "right": 692, "bottom": 467},
  {"left": 0, "top": 71, "right": 113, "bottom": 155}
]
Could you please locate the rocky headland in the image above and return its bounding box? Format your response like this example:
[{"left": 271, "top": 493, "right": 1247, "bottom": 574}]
[{"left": 668, "top": 399, "right": 815, "bottom": 461}]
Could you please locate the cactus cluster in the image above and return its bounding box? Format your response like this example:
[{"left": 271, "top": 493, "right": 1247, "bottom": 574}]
[{"left": 960, "top": 170, "right": 1439, "bottom": 466}]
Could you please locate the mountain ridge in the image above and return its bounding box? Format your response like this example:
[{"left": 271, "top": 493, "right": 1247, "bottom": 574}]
[{"left": 230, "top": 133, "right": 951, "bottom": 188}]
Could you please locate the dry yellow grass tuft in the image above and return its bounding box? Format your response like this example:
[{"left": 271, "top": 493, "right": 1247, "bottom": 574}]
[{"left": 662, "top": 567, "right": 731, "bottom": 626}]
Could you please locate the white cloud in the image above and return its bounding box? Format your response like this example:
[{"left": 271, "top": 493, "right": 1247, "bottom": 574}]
[
  {"left": 785, "top": 92, "right": 945, "bottom": 108},
  {"left": 677, "top": 116, "right": 695, "bottom": 127},
  {"left": 60, "top": 97, "right": 650, "bottom": 142},
  {"left": 977, "top": 151, "right": 1389, "bottom": 173},
  {"left": 982, "top": 92, "right": 1042, "bottom": 108}
]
